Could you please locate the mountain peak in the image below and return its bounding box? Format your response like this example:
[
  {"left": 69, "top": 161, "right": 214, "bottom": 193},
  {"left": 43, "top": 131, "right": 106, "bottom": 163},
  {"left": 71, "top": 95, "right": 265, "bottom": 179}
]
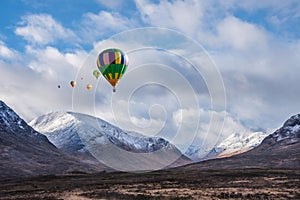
[
  {"left": 273, "top": 114, "right": 300, "bottom": 142},
  {"left": 258, "top": 114, "right": 300, "bottom": 148},
  {"left": 0, "top": 100, "right": 28, "bottom": 132},
  {"left": 283, "top": 114, "right": 300, "bottom": 127}
]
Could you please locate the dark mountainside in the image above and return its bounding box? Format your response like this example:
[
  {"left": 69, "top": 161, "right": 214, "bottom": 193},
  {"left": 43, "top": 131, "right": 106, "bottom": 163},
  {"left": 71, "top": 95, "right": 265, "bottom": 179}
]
[
  {"left": 0, "top": 100, "right": 107, "bottom": 180},
  {"left": 181, "top": 114, "right": 300, "bottom": 170}
]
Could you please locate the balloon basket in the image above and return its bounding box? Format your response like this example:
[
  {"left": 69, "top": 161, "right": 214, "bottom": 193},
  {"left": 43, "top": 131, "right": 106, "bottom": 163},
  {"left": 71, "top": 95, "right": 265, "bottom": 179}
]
[{"left": 113, "top": 87, "right": 116, "bottom": 92}]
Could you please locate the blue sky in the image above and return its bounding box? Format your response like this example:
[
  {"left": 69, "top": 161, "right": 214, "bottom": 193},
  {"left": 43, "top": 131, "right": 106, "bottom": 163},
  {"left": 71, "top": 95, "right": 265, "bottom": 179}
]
[{"left": 0, "top": 0, "right": 300, "bottom": 151}]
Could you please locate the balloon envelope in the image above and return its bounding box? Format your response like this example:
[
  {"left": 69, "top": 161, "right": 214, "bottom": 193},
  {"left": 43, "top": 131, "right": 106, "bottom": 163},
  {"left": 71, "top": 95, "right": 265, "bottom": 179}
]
[
  {"left": 70, "top": 81, "right": 76, "bottom": 87},
  {"left": 86, "top": 84, "right": 92, "bottom": 90},
  {"left": 93, "top": 70, "right": 100, "bottom": 79},
  {"left": 97, "top": 48, "right": 128, "bottom": 90}
]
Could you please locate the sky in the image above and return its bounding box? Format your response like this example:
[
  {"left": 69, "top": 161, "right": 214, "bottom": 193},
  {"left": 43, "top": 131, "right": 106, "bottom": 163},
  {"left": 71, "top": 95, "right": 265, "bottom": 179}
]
[{"left": 0, "top": 0, "right": 299, "bottom": 152}]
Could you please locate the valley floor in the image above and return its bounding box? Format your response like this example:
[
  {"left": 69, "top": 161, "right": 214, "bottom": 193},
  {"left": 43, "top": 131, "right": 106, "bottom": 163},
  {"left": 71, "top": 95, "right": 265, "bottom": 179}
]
[{"left": 0, "top": 168, "right": 299, "bottom": 200}]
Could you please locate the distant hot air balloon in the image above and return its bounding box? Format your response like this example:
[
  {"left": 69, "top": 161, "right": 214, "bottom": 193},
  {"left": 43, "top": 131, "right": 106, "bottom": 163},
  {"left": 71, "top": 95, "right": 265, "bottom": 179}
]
[
  {"left": 93, "top": 70, "right": 100, "bottom": 79},
  {"left": 97, "top": 48, "right": 129, "bottom": 92},
  {"left": 57, "top": 85, "right": 61, "bottom": 88},
  {"left": 70, "top": 81, "right": 76, "bottom": 88},
  {"left": 86, "top": 84, "right": 92, "bottom": 91}
]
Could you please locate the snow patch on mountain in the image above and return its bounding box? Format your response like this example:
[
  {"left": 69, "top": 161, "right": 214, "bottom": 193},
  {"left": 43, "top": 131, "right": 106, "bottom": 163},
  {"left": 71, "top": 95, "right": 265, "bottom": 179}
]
[
  {"left": 216, "top": 132, "right": 268, "bottom": 157},
  {"left": 0, "top": 101, "right": 23, "bottom": 128}
]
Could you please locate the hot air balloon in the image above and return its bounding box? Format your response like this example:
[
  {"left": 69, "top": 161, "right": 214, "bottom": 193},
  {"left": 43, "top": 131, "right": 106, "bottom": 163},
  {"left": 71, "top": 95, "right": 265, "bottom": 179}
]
[
  {"left": 97, "top": 48, "right": 129, "bottom": 92},
  {"left": 93, "top": 70, "right": 100, "bottom": 79},
  {"left": 70, "top": 81, "right": 76, "bottom": 88},
  {"left": 86, "top": 84, "right": 92, "bottom": 90}
]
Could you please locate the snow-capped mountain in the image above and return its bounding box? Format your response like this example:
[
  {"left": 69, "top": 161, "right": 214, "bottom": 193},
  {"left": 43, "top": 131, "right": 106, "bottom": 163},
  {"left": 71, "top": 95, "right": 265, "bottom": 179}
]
[
  {"left": 186, "top": 131, "right": 268, "bottom": 161},
  {"left": 0, "top": 100, "right": 105, "bottom": 180},
  {"left": 211, "top": 131, "right": 268, "bottom": 158},
  {"left": 182, "top": 114, "right": 300, "bottom": 170},
  {"left": 0, "top": 100, "right": 42, "bottom": 137},
  {"left": 256, "top": 114, "right": 300, "bottom": 149},
  {"left": 30, "top": 111, "right": 191, "bottom": 171}
]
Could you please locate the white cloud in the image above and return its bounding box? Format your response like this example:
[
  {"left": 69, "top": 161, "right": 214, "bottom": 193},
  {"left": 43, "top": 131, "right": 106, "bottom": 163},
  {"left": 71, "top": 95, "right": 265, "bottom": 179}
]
[
  {"left": 0, "top": 41, "right": 17, "bottom": 59},
  {"left": 15, "top": 14, "right": 77, "bottom": 45},
  {"left": 135, "top": 0, "right": 203, "bottom": 36},
  {"left": 24, "top": 45, "right": 87, "bottom": 79},
  {"left": 216, "top": 16, "right": 268, "bottom": 51},
  {"left": 0, "top": 45, "right": 89, "bottom": 121},
  {"left": 80, "top": 11, "right": 136, "bottom": 43},
  {"left": 0, "top": 60, "right": 71, "bottom": 120}
]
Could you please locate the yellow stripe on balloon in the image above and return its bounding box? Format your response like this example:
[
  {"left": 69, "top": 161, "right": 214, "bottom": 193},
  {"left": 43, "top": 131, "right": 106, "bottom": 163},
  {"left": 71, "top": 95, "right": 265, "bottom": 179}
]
[
  {"left": 115, "top": 52, "right": 121, "bottom": 64},
  {"left": 109, "top": 73, "right": 113, "bottom": 79},
  {"left": 104, "top": 74, "right": 109, "bottom": 80},
  {"left": 97, "top": 58, "right": 100, "bottom": 67},
  {"left": 115, "top": 73, "right": 119, "bottom": 79}
]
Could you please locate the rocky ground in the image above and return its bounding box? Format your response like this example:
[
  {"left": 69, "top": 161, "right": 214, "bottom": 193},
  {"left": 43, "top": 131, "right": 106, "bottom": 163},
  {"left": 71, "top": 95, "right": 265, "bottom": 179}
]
[{"left": 0, "top": 168, "right": 299, "bottom": 200}]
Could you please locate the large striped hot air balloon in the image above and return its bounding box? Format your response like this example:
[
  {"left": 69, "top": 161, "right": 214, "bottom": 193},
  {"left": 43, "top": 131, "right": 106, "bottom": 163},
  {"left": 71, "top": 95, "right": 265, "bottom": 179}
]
[{"left": 97, "top": 48, "right": 128, "bottom": 92}]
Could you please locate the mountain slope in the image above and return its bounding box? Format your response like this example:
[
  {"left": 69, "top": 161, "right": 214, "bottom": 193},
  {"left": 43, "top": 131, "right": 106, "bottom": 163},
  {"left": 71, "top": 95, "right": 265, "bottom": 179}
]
[
  {"left": 30, "top": 111, "right": 192, "bottom": 171},
  {"left": 181, "top": 114, "right": 300, "bottom": 170},
  {"left": 0, "top": 101, "right": 106, "bottom": 180}
]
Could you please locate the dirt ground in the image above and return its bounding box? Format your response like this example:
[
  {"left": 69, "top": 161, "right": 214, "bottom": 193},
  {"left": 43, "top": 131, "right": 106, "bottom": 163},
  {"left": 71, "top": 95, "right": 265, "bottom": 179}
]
[{"left": 0, "top": 168, "right": 299, "bottom": 199}]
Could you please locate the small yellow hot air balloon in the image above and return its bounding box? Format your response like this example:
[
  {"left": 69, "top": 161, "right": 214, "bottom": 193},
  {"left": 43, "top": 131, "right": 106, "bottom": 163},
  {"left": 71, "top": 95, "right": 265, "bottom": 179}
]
[
  {"left": 93, "top": 70, "right": 100, "bottom": 79},
  {"left": 70, "top": 81, "right": 76, "bottom": 88},
  {"left": 86, "top": 84, "right": 92, "bottom": 91}
]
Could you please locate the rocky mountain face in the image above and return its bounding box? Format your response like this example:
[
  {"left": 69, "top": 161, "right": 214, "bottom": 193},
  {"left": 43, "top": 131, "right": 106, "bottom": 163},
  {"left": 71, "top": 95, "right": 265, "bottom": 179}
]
[
  {"left": 255, "top": 114, "right": 300, "bottom": 149},
  {"left": 0, "top": 101, "right": 107, "bottom": 180},
  {"left": 30, "top": 111, "right": 192, "bottom": 171},
  {"left": 182, "top": 114, "right": 300, "bottom": 170}
]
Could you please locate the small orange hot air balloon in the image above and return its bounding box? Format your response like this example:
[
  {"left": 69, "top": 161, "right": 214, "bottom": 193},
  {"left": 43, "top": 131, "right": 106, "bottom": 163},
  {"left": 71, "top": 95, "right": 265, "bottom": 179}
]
[
  {"left": 86, "top": 84, "right": 92, "bottom": 91},
  {"left": 70, "top": 81, "right": 76, "bottom": 88}
]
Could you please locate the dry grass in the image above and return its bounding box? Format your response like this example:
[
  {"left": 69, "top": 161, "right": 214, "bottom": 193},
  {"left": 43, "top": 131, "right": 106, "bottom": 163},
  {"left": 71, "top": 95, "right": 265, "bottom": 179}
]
[{"left": 0, "top": 168, "right": 299, "bottom": 199}]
